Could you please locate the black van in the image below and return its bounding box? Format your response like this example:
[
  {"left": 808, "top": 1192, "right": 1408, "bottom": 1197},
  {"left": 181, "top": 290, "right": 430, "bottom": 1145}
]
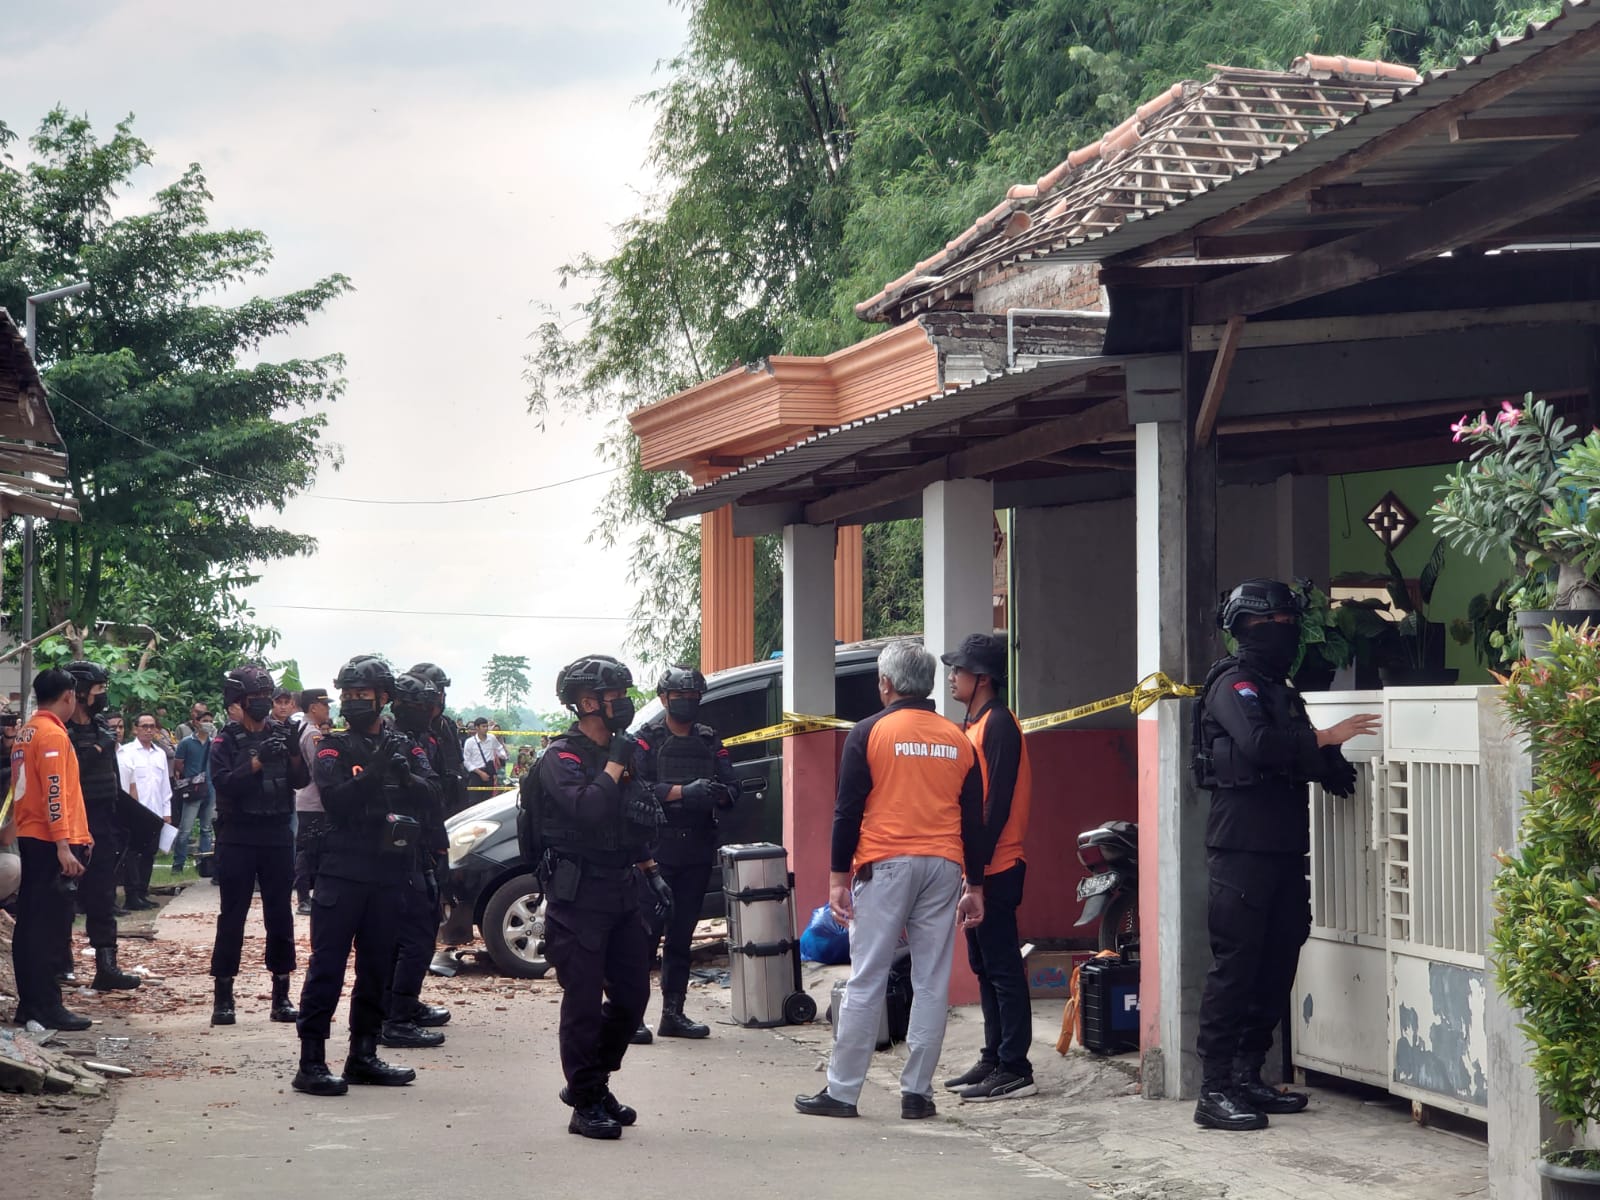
[{"left": 440, "top": 640, "right": 889, "bottom": 977}]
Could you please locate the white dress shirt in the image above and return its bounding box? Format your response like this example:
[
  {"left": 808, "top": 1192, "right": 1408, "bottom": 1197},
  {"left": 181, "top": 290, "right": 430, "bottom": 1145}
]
[
  {"left": 118, "top": 740, "right": 173, "bottom": 820},
  {"left": 463, "top": 734, "right": 503, "bottom": 774}
]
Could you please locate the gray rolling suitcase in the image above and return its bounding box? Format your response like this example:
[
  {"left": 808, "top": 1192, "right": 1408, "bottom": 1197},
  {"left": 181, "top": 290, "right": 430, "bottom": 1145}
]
[{"left": 719, "top": 843, "right": 818, "bottom": 1027}]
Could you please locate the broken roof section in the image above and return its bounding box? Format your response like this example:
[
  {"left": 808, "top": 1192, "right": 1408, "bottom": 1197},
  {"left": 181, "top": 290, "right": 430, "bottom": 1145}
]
[
  {"left": 857, "top": 55, "right": 1421, "bottom": 324},
  {"left": 0, "top": 309, "right": 79, "bottom": 523}
]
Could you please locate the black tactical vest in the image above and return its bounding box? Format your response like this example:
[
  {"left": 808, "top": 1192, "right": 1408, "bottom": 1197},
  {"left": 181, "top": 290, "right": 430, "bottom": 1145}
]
[
  {"left": 223, "top": 723, "right": 295, "bottom": 817},
  {"left": 68, "top": 718, "right": 121, "bottom": 810}
]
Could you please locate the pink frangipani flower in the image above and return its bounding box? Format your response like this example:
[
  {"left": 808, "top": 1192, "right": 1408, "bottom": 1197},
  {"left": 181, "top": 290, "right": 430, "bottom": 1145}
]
[{"left": 1497, "top": 400, "right": 1522, "bottom": 427}]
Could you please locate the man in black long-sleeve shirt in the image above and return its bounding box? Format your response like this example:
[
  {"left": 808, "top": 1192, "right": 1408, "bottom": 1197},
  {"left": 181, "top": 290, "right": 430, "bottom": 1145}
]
[{"left": 796, "top": 639, "right": 988, "bottom": 1123}]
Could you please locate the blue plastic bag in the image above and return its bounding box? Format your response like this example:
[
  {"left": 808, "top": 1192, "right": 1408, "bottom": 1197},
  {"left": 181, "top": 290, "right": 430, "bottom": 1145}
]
[{"left": 800, "top": 903, "right": 850, "bottom": 964}]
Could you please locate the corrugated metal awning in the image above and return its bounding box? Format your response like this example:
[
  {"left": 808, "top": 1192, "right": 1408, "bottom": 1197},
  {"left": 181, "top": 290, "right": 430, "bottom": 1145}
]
[{"left": 0, "top": 310, "right": 79, "bottom": 523}]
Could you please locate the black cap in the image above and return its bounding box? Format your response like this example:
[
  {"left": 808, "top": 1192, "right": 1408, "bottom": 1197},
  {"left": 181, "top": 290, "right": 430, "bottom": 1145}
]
[
  {"left": 940, "top": 634, "right": 1006, "bottom": 681},
  {"left": 298, "top": 687, "right": 329, "bottom": 710}
]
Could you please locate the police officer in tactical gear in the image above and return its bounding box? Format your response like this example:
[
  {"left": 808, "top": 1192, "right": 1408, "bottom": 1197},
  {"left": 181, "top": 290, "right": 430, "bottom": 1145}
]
[
  {"left": 409, "top": 662, "right": 475, "bottom": 979},
  {"left": 533, "top": 654, "right": 667, "bottom": 1140},
  {"left": 379, "top": 670, "right": 451, "bottom": 1048},
  {"left": 61, "top": 661, "right": 141, "bottom": 992},
  {"left": 633, "top": 665, "right": 737, "bottom": 1041},
  {"left": 1192, "top": 580, "right": 1380, "bottom": 1131},
  {"left": 208, "top": 665, "right": 300, "bottom": 1027},
  {"left": 293, "top": 655, "right": 438, "bottom": 1097}
]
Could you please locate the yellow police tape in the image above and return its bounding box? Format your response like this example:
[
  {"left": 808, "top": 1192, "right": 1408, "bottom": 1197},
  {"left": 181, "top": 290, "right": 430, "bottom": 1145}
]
[{"left": 719, "top": 672, "right": 1197, "bottom": 748}]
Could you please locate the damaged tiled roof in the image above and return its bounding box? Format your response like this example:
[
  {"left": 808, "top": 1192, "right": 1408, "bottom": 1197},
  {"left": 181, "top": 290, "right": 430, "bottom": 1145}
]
[{"left": 857, "top": 55, "right": 1420, "bottom": 322}]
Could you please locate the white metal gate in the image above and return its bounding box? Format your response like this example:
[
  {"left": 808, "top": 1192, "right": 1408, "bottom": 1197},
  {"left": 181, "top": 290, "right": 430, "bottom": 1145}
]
[{"left": 1296, "top": 687, "right": 1488, "bottom": 1121}]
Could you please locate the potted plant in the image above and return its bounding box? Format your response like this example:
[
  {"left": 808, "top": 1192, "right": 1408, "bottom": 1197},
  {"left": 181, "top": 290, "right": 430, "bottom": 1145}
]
[
  {"left": 1433, "top": 397, "right": 1600, "bottom": 657},
  {"left": 1493, "top": 625, "right": 1600, "bottom": 1196},
  {"left": 1289, "top": 580, "right": 1351, "bottom": 691},
  {"left": 1377, "top": 540, "right": 1458, "bottom": 686},
  {"left": 1449, "top": 580, "right": 1514, "bottom": 675}
]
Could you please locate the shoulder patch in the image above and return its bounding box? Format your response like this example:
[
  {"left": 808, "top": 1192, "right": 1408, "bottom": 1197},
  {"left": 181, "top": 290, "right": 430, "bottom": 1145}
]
[
  {"left": 557, "top": 751, "right": 582, "bottom": 764},
  {"left": 1232, "top": 681, "right": 1260, "bottom": 701},
  {"left": 634, "top": 737, "right": 650, "bottom": 751},
  {"left": 317, "top": 747, "right": 341, "bottom": 759}
]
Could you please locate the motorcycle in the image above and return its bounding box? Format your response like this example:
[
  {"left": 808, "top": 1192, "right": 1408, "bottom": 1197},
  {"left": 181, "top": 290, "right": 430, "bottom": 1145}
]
[{"left": 1074, "top": 820, "right": 1138, "bottom": 956}]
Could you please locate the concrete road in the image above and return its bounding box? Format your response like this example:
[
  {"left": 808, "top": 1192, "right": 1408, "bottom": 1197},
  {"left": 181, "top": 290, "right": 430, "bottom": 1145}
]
[
  {"left": 93, "top": 884, "right": 1081, "bottom": 1199},
  {"left": 94, "top": 882, "right": 1486, "bottom": 1200}
]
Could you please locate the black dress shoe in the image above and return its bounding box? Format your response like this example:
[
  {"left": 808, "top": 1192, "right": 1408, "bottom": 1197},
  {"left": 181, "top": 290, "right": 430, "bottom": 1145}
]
[
  {"left": 28, "top": 1003, "right": 93, "bottom": 1032},
  {"left": 901, "top": 1092, "right": 938, "bottom": 1120},
  {"left": 379, "top": 1020, "right": 445, "bottom": 1049},
  {"left": 794, "top": 1088, "right": 858, "bottom": 1118},
  {"left": 1234, "top": 1078, "right": 1310, "bottom": 1114},
  {"left": 1193, "top": 1089, "right": 1269, "bottom": 1131},
  {"left": 561, "top": 1085, "right": 636, "bottom": 1126},
  {"left": 569, "top": 1103, "right": 622, "bottom": 1140},
  {"left": 630, "top": 1023, "right": 653, "bottom": 1045}
]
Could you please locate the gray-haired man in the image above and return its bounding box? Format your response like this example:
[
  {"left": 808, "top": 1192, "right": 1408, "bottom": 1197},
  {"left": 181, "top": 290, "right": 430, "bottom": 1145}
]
[{"left": 795, "top": 638, "right": 988, "bottom": 1121}]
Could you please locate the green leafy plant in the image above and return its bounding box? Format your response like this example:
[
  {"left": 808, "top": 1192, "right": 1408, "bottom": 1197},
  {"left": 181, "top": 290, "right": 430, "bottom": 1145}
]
[
  {"left": 1383, "top": 540, "right": 1447, "bottom": 670},
  {"left": 1450, "top": 581, "right": 1515, "bottom": 673},
  {"left": 1493, "top": 625, "right": 1600, "bottom": 1166},
  {"left": 1434, "top": 397, "right": 1600, "bottom": 610}
]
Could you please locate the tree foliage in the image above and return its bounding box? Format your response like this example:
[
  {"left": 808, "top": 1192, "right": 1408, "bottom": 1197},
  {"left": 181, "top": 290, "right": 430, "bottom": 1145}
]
[
  {"left": 0, "top": 110, "right": 348, "bottom": 646},
  {"left": 482, "top": 653, "right": 533, "bottom": 713},
  {"left": 531, "top": 0, "right": 1563, "bottom": 664}
]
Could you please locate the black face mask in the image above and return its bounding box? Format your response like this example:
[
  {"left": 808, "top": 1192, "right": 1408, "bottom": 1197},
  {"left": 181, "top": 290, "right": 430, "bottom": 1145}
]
[
  {"left": 666, "top": 696, "right": 700, "bottom": 724},
  {"left": 86, "top": 694, "right": 108, "bottom": 718},
  {"left": 342, "top": 699, "right": 380, "bottom": 729},
  {"left": 602, "top": 696, "right": 635, "bottom": 733},
  {"left": 393, "top": 704, "right": 428, "bottom": 734},
  {"left": 1234, "top": 621, "right": 1301, "bottom": 679},
  {"left": 244, "top": 697, "right": 273, "bottom": 722}
]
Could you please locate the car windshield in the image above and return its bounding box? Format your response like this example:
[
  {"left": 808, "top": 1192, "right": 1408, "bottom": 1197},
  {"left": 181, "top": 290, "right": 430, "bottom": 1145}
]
[{"left": 631, "top": 697, "right": 663, "bottom": 733}]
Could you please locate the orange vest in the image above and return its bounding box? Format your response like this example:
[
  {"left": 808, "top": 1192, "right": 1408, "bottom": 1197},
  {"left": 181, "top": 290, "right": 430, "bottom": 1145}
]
[
  {"left": 12, "top": 710, "right": 90, "bottom": 846},
  {"left": 854, "top": 705, "right": 977, "bottom": 871},
  {"left": 968, "top": 706, "right": 1031, "bottom": 875}
]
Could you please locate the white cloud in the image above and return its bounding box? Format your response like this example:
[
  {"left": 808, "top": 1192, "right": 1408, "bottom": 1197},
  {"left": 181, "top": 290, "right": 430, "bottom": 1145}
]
[{"left": 7, "top": 1, "right": 687, "bottom": 706}]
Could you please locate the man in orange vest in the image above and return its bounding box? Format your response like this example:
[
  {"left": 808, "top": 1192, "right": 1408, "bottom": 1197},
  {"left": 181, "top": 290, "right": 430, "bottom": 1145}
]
[
  {"left": 5, "top": 669, "right": 93, "bottom": 1030},
  {"left": 795, "top": 639, "right": 988, "bottom": 1121},
  {"left": 941, "top": 633, "right": 1037, "bottom": 1102}
]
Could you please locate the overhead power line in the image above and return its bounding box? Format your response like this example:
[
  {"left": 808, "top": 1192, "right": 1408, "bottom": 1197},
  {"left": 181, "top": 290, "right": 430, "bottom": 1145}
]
[{"left": 43, "top": 381, "right": 617, "bottom": 505}]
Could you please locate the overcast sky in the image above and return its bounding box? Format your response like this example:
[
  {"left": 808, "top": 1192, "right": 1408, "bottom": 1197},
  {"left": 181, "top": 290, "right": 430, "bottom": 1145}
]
[{"left": 9, "top": 1, "right": 689, "bottom": 712}]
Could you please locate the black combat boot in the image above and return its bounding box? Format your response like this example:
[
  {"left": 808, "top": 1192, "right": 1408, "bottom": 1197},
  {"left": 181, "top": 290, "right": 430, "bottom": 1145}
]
[
  {"left": 1233, "top": 1063, "right": 1310, "bottom": 1114},
  {"left": 1193, "top": 1086, "right": 1268, "bottom": 1131},
  {"left": 561, "top": 1084, "right": 636, "bottom": 1127},
  {"left": 91, "top": 946, "right": 141, "bottom": 991},
  {"left": 343, "top": 1033, "right": 416, "bottom": 1086},
  {"left": 379, "top": 1015, "right": 446, "bottom": 1049},
  {"left": 270, "top": 974, "right": 299, "bottom": 1023},
  {"left": 568, "top": 1098, "right": 623, "bottom": 1140},
  {"left": 410, "top": 1001, "right": 451, "bottom": 1028},
  {"left": 210, "top": 976, "right": 236, "bottom": 1026},
  {"left": 630, "top": 1022, "right": 653, "bottom": 1045},
  {"left": 657, "top": 993, "right": 709, "bottom": 1039},
  {"left": 25, "top": 1002, "right": 93, "bottom": 1032},
  {"left": 292, "top": 1038, "right": 349, "bottom": 1097}
]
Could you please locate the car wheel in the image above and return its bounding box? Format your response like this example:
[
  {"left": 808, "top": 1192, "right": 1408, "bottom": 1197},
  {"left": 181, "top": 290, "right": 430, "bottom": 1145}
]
[{"left": 482, "top": 873, "right": 551, "bottom": 979}]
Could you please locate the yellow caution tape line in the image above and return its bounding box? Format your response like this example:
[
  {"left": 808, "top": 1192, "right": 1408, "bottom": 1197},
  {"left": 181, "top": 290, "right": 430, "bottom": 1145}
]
[
  {"left": 1019, "top": 672, "right": 1197, "bottom": 734},
  {"left": 721, "top": 712, "right": 856, "bottom": 748}
]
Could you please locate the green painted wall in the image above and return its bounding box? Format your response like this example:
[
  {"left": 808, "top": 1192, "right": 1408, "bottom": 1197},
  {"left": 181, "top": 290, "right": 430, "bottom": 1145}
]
[{"left": 1328, "top": 466, "right": 1511, "bottom": 684}]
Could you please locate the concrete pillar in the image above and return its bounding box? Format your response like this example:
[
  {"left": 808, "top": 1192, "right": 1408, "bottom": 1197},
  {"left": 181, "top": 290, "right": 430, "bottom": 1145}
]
[
  {"left": 1132, "top": 350, "right": 1218, "bottom": 1103},
  {"left": 1480, "top": 692, "right": 1566, "bottom": 1198},
  {"left": 782, "top": 522, "right": 837, "bottom": 919},
  {"left": 1274, "top": 473, "right": 1329, "bottom": 584},
  {"left": 834, "top": 525, "right": 864, "bottom": 645},
  {"left": 922, "top": 478, "right": 995, "bottom": 722},
  {"left": 700, "top": 505, "right": 754, "bottom": 672}
]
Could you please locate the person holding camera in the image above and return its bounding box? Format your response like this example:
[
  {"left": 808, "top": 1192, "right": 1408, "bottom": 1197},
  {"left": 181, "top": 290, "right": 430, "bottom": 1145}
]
[
  {"left": 632, "top": 665, "right": 738, "bottom": 1042},
  {"left": 533, "top": 654, "right": 666, "bottom": 1140},
  {"left": 292, "top": 656, "right": 438, "bottom": 1097},
  {"left": 207, "top": 665, "right": 300, "bottom": 1028},
  {"left": 6, "top": 669, "right": 93, "bottom": 1030}
]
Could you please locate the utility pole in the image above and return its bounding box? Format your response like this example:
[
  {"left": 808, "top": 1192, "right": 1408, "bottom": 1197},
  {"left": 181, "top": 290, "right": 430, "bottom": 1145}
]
[{"left": 21, "top": 282, "right": 90, "bottom": 714}]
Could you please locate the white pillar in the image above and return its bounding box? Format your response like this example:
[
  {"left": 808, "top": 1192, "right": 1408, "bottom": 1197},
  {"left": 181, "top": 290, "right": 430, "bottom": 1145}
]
[
  {"left": 783, "top": 522, "right": 836, "bottom": 717},
  {"left": 922, "top": 478, "right": 995, "bottom": 721}
]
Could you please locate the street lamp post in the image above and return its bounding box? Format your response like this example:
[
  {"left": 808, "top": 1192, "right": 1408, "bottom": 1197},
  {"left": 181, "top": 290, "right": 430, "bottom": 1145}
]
[{"left": 21, "top": 281, "right": 90, "bottom": 713}]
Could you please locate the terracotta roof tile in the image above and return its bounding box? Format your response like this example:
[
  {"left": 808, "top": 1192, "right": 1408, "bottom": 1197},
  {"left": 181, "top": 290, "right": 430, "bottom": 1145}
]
[{"left": 857, "top": 59, "right": 1417, "bottom": 322}]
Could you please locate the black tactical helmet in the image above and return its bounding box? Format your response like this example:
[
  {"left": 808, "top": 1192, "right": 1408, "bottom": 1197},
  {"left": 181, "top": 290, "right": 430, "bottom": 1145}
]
[
  {"left": 391, "top": 671, "right": 439, "bottom": 709},
  {"left": 1217, "top": 579, "right": 1305, "bottom": 632},
  {"left": 655, "top": 665, "right": 706, "bottom": 696},
  {"left": 223, "top": 665, "right": 276, "bottom": 706},
  {"left": 939, "top": 634, "right": 1007, "bottom": 681},
  {"left": 334, "top": 655, "right": 395, "bottom": 695},
  {"left": 63, "top": 660, "right": 110, "bottom": 691},
  {"left": 408, "top": 662, "right": 451, "bottom": 690},
  {"left": 557, "top": 654, "right": 632, "bottom": 705}
]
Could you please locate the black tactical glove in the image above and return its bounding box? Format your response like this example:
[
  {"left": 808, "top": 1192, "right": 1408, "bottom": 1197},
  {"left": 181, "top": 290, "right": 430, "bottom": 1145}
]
[
  {"left": 713, "top": 781, "right": 738, "bottom": 809},
  {"left": 643, "top": 864, "right": 673, "bottom": 923},
  {"left": 679, "top": 778, "right": 715, "bottom": 810},
  {"left": 607, "top": 733, "right": 638, "bottom": 767},
  {"left": 257, "top": 733, "right": 289, "bottom": 763},
  {"left": 389, "top": 750, "right": 414, "bottom": 780},
  {"left": 1320, "top": 745, "right": 1359, "bottom": 798}
]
